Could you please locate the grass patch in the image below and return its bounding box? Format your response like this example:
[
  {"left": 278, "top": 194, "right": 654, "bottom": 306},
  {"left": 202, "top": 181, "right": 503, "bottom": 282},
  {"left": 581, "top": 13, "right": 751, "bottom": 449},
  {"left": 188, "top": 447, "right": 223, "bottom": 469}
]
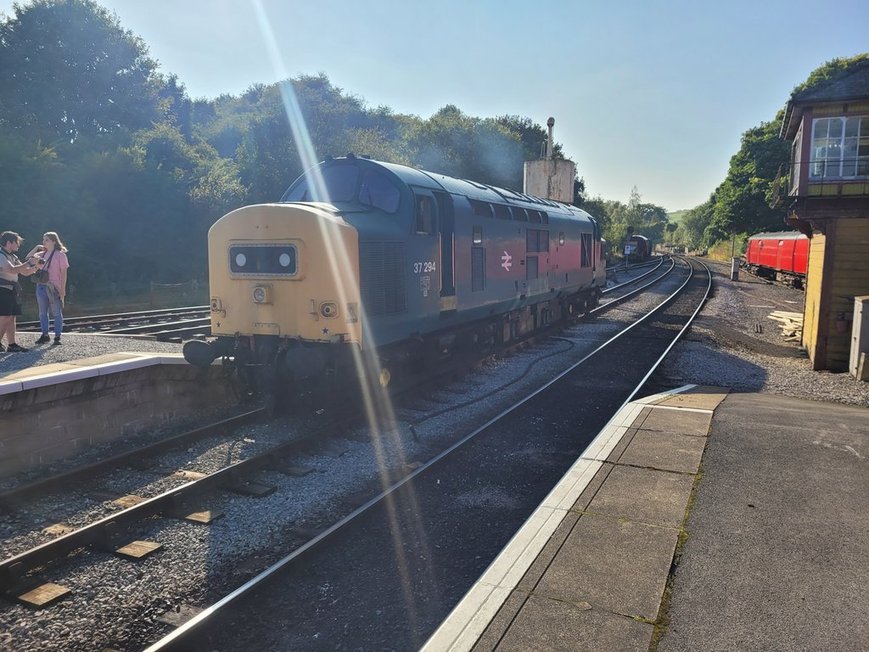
[{"left": 648, "top": 465, "right": 705, "bottom": 650}]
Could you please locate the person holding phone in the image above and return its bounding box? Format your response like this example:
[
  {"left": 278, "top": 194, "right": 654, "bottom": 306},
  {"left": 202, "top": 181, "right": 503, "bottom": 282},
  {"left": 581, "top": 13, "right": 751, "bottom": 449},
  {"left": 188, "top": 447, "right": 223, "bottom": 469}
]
[
  {"left": 29, "top": 232, "right": 70, "bottom": 345},
  {"left": 0, "top": 231, "right": 38, "bottom": 352}
]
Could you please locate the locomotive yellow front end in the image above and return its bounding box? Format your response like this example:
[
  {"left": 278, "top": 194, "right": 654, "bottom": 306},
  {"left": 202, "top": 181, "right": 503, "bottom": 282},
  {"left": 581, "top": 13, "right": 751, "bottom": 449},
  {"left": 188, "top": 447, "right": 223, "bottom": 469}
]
[{"left": 184, "top": 202, "right": 362, "bottom": 389}]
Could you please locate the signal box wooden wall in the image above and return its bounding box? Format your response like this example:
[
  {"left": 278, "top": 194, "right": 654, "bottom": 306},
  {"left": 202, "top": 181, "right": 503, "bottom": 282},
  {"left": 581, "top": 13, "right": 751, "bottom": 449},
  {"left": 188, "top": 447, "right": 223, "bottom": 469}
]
[{"left": 780, "top": 62, "right": 869, "bottom": 372}]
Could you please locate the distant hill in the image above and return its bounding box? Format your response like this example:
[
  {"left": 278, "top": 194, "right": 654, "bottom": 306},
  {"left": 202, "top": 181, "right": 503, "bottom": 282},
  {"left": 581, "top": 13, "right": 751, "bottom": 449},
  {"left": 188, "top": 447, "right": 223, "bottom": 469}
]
[{"left": 668, "top": 209, "right": 689, "bottom": 224}]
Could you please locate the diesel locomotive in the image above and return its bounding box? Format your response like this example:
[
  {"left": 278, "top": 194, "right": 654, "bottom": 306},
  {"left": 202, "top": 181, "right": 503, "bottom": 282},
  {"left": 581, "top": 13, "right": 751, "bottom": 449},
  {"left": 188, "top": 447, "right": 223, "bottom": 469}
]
[
  {"left": 624, "top": 234, "right": 650, "bottom": 261},
  {"left": 184, "top": 155, "right": 606, "bottom": 396}
]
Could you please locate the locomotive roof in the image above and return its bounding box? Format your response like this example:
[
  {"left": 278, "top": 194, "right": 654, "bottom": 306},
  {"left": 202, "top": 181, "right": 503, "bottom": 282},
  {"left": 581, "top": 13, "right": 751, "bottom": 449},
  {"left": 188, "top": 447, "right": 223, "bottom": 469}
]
[
  {"left": 328, "top": 156, "right": 597, "bottom": 223},
  {"left": 749, "top": 231, "right": 808, "bottom": 240}
]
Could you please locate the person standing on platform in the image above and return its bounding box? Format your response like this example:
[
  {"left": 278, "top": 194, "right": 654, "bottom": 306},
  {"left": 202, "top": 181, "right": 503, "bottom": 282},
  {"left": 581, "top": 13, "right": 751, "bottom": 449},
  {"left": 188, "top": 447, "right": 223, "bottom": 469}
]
[
  {"left": 0, "top": 231, "right": 38, "bottom": 352},
  {"left": 28, "top": 232, "right": 69, "bottom": 346}
]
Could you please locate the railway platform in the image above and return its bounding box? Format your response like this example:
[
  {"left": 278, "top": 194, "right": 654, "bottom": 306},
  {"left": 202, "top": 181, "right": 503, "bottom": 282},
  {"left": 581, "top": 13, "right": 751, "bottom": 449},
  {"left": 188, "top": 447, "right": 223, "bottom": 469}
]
[
  {"left": 0, "top": 336, "right": 232, "bottom": 479},
  {"left": 424, "top": 385, "right": 868, "bottom": 651}
]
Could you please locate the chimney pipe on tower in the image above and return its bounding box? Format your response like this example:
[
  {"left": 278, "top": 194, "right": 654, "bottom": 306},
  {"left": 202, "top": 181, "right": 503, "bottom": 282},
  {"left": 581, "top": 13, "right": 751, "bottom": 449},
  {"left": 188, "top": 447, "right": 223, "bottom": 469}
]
[{"left": 546, "top": 117, "right": 555, "bottom": 160}]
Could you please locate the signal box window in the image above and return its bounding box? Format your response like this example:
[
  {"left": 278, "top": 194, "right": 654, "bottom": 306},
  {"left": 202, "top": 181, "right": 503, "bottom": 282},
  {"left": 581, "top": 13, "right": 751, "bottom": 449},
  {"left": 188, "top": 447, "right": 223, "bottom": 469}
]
[
  {"left": 811, "top": 116, "right": 869, "bottom": 179},
  {"left": 415, "top": 195, "right": 435, "bottom": 235}
]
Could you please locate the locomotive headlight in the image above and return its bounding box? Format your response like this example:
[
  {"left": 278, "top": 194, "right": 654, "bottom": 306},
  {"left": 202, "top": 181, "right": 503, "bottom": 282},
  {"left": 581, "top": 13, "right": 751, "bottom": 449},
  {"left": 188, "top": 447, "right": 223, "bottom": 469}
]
[
  {"left": 320, "top": 301, "right": 338, "bottom": 318},
  {"left": 252, "top": 286, "right": 271, "bottom": 304},
  {"left": 235, "top": 252, "right": 247, "bottom": 268}
]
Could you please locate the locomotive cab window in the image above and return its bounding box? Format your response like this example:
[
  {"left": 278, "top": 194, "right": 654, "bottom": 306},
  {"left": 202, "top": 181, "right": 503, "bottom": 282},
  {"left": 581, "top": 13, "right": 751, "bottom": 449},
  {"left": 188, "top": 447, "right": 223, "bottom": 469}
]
[{"left": 415, "top": 195, "right": 436, "bottom": 235}]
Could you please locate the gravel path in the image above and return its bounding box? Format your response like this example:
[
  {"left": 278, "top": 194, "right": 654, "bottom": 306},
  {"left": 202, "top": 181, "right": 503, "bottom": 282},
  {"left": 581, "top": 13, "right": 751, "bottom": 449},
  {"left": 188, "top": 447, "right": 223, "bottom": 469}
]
[{"left": 657, "top": 258, "right": 868, "bottom": 407}]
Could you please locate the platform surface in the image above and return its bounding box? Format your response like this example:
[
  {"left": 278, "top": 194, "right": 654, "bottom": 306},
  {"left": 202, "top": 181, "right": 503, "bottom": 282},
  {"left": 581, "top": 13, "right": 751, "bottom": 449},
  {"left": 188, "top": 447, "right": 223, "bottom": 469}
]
[
  {"left": 424, "top": 387, "right": 868, "bottom": 651},
  {"left": 0, "top": 351, "right": 191, "bottom": 394}
]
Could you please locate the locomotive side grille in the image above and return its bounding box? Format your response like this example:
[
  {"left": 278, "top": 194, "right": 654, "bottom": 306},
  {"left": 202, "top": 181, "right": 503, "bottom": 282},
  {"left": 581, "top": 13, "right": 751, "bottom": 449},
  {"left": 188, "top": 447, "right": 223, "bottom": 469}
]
[
  {"left": 360, "top": 242, "right": 407, "bottom": 315},
  {"left": 472, "top": 247, "right": 486, "bottom": 291}
]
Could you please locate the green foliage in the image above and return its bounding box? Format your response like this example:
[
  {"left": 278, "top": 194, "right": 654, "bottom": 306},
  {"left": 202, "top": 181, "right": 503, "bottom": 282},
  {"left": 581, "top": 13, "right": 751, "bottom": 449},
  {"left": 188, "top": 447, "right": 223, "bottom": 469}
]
[
  {"left": 675, "top": 200, "right": 714, "bottom": 250},
  {"left": 0, "top": 0, "right": 606, "bottom": 301},
  {"left": 668, "top": 54, "right": 869, "bottom": 252},
  {"left": 667, "top": 209, "right": 689, "bottom": 225},
  {"left": 0, "top": 0, "right": 160, "bottom": 142},
  {"left": 704, "top": 119, "right": 789, "bottom": 242},
  {"left": 581, "top": 188, "right": 669, "bottom": 256},
  {"left": 406, "top": 105, "right": 527, "bottom": 189},
  {"left": 790, "top": 53, "right": 869, "bottom": 96}
]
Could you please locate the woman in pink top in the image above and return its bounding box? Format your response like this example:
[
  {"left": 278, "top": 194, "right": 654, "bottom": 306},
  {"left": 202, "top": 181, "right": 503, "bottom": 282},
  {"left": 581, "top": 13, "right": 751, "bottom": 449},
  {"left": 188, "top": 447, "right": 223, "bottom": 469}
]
[{"left": 29, "top": 232, "right": 70, "bottom": 345}]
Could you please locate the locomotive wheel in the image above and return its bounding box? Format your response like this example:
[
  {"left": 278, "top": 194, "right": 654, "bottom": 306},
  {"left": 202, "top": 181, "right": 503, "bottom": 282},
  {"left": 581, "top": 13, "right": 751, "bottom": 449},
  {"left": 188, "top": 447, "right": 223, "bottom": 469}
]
[{"left": 379, "top": 368, "right": 392, "bottom": 388}]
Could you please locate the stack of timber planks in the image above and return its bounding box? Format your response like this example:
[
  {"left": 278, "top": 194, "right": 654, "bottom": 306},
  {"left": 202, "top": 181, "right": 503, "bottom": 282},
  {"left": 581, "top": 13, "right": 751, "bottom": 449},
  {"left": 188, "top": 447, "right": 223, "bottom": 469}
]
[{"left": 768, "top": 311, "right": 803, "bottom": 342}]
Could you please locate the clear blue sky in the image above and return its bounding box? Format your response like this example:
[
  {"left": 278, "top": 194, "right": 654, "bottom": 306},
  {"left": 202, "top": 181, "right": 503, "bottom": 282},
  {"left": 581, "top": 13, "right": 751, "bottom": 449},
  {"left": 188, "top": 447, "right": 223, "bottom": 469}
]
[{"left": 3, "top": 0, "right": 867, "bottom": 211}]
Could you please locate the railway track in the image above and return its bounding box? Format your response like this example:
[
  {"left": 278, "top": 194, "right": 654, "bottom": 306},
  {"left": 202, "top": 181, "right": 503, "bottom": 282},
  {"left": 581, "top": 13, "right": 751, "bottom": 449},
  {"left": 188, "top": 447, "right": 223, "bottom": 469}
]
[
  {"left": 0, "top": 258, "right": 698, "bottom": 651},
  {"left": 17, "top": 306, "right": 211, "bottom": 341},
  {"left": 144, "top": 257, "right": 710, "bottom": 651}
]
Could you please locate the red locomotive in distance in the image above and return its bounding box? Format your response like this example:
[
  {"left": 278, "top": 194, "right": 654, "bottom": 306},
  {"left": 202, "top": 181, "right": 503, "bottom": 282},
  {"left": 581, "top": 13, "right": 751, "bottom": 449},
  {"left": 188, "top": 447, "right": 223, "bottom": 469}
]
[{"left": 743, "top": 231, "right": 809, "bottom": 288}]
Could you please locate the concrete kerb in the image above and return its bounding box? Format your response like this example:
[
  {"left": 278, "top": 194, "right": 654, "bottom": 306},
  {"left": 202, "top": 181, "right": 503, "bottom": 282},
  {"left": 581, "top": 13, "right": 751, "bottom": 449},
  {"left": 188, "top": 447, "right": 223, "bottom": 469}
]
[{"left": 421, "top": 384, "right": 715, "bottom": 652}]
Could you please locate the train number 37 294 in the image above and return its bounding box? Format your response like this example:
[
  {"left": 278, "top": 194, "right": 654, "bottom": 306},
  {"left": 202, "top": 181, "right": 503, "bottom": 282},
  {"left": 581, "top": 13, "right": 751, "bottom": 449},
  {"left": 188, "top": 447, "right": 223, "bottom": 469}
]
[{"left": 413, "top": 261, "right": 437, "bottom": 274}]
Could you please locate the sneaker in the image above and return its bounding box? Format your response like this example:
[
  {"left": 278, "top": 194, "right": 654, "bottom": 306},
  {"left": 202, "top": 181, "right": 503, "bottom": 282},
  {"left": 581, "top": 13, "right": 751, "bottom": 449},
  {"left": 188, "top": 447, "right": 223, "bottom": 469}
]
[
  {"left": 53, "top": 337, "right": 62, "bottom": 346},
  {"left": 35, "top": 334, "right": 50, "bottom": 344},
  {"left": 7, "top": 343, "right": 29, "bottom": 352}
]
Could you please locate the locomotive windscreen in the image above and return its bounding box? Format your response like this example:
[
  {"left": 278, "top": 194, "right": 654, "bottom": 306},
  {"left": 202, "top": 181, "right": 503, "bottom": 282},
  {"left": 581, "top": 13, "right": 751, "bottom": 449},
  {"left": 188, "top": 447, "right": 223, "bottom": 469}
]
[
  {"left": 282, "top": 165, "right": 358, "bottom": 203},
  {"left": 282, "top": 163, "right": 401, "bottom": 213}
]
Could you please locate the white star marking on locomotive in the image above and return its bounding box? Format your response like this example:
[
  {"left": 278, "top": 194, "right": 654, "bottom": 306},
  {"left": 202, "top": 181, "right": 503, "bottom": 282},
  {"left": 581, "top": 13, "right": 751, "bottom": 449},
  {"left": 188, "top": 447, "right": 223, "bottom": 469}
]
[{"left": 501, "top": 251, "right": 512, "bottom": 271}]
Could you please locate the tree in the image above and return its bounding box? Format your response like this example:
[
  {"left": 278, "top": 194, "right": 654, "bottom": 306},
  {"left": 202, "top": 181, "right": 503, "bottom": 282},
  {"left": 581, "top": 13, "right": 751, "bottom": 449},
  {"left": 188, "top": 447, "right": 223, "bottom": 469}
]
[
  {"left": 677, "top": 55, "right": 869, "bottom": 250},
  {"left": 705, "top": 119, "right": 789, "bottom": 241},
  {"left": 0, "top": 0, "right": 160, "bottom": 143},
  {"left": 495, "top": 115, "right": 564, "bottom": 162},
  {"left": 406, "top": 105, "right": 530, "bottom": 189}
]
